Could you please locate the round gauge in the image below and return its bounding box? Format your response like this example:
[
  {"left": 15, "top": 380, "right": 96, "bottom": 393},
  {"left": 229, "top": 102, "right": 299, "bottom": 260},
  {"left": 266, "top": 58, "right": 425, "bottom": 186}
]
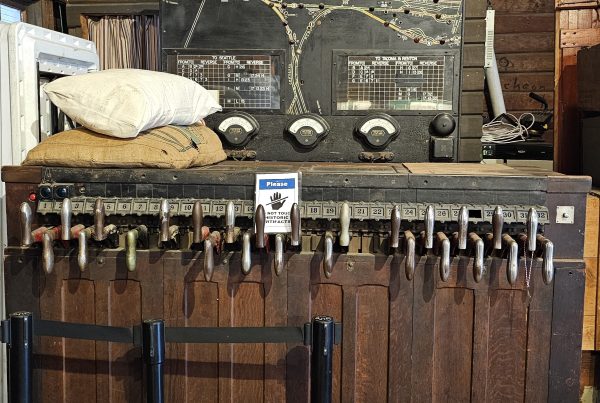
[
  {"left": 430, "top": 113, "right": 456, "bottom": 137},
  {"left": 286, "top": 113, "right": 330, "bottom": 148},
  {"left": 354, "top": 113, "right": 400, "bottom": 149},
  {"left": 214, "top": 112, "right": 260, "bottom": 147}
]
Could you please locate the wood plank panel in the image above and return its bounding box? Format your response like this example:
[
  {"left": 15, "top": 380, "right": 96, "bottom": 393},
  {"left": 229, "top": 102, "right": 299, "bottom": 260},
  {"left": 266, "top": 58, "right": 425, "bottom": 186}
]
[
  {"left": 432, "top": 288, "right": 473, "bottom": 402},
  {"left": 231, "top": 283, "right": 265, "bottom": 402},
  {"left": 486, "top": 290, "right": 527, "bottom": 401},
  {"left": 62, "top": 279, "right": 97, "bottom": 402},
  {"left": 355, "top": 286, "right": 389, "bottom": 402},
  {"left": 496, "top": 52, "right": 554, "bottom": 73}
]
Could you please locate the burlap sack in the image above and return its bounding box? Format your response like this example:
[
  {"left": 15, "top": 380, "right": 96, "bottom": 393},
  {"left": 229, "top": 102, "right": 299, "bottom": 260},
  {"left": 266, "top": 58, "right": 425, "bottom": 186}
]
[{"left": 23, "top": 123, "right": 227, "bottom": 169}]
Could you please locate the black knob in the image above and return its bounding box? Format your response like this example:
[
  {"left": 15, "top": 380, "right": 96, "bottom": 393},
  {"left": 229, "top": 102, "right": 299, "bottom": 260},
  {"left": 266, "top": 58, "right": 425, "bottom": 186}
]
[
  {"left": 430, "top": 113, "right": 456, "bottom": 137},
  {"left": 55, "top": 186, "right": 70, "bottom": 199},
  {"left": 39, "top": 186, "right": 53, "bottom": 200}
]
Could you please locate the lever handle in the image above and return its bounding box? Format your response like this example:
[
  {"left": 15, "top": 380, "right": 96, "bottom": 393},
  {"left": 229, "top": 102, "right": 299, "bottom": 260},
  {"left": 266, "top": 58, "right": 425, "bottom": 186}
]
[
  {"left": 469, "top": 232, "right": 485, "bottom": 283},
  {"left": 20, "top": 202, "right": 33, "bottom": 246},
  {"left": 290, "top": 203, "right": 301, "bottom": 246},
  {"left": 404, "top": 230, "right": 416, "bottom": 281},
  {"left": 274, "top": 234, "right": 285, "bottom": 276},
  {"left": 537, "top": 235, "right": 554, "bottom": 285},
  {"left": 255, "top": 204, "right": 266, "bottom": 248},
  {"left": 503, "top": 234, "right": 519, "bottom": 285},
  {"left": 60, "top": 198, "right": 72, "bottom": 241},
  {"left": 192, "top": 201, "right": 204, "bottom": 244},
  {"left": 159, "top": 199, "right": 171, "bottom": 244},
  {"left": 458, "top": 206, "right": 469, "bottom": 250},
  {"left": 204, "top": 231, "right": 221, "bottom": 281},
  {"left": 225, "top": 201, "right": 236, "bottom": 244},
  {"left": 323, "top": 231, "right": 334, "bottom": 278},
  {"left": 93, "top": 198, "right": 105, "bottom": 241},
  {"left": 527, "top": 208, "right": 538, "bottom": 252},
  {"left": 78, "top": 227, "right": 93, "bottom": 272},
  {"left": 339, "top": 202, "right": 351, "bottom": 247},
  {"left": 437, "top": 232, "right": 450, "bottom": 282},
  {"left": 390, "top": 205, "right": 401, "bottom": 249},
  {"left": 424, "top": 205, "right": 435, "bottom": 249},
  {"left": 125, "top": 226, "right": 148, "bottom": 272},
  {"left": 492, "top": 206, "right": 503, "bottom": 250},
  {"left": 42, "top": 229, "right": 58, "bottom": 274},
  {"left": 241, "top": 231, "right": 252, "bottom": 275}
]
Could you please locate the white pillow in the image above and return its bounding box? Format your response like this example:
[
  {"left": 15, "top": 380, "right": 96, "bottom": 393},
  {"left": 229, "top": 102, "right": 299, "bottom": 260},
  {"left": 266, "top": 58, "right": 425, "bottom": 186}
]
[{"left": 43, "top": 69, "right": 222, "bottom": 138}]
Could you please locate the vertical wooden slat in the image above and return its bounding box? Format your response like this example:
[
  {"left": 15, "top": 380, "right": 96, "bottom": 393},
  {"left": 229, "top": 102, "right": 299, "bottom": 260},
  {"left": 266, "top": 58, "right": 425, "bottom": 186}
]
[
  {"left": 341, "top": 286, "right": 358, "bottom": 403},
  {"left": 470, "top": 288, "right": 490, "bottom": 402}
]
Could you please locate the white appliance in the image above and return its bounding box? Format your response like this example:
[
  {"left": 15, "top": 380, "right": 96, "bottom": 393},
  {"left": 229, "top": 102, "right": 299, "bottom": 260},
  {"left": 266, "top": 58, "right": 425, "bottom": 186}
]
[{"left": 0, "top": 22, "right": 98, "bottom": 403}]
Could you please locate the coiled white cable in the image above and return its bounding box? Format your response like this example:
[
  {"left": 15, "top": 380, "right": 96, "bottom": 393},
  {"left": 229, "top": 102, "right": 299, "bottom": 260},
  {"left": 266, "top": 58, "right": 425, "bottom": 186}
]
[{"left": 482, "top": 113, "right": 535, "bottom": 144}]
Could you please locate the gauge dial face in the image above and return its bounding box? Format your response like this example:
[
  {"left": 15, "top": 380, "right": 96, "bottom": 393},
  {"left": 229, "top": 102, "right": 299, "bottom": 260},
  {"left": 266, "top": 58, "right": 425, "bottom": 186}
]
[
  {"left": 218, "top": 116, "right": 255, "bottom": 133},
  {"left": 214, "top": 112, "right": 259, "bottom": 147},
  {"left": 355, "top": 114, "right": 399, "bottom": 149},
  {"left": 358, "top": 118, "right": 397, "bottom": 136},
  {"left": 286, "top": 114, "right": 330, "bottom": 148}
]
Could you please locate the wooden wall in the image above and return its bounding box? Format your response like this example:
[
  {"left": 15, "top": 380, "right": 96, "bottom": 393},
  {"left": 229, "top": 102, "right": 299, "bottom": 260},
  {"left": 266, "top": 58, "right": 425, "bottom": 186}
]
[
  {"left": 555, "top": 1, "right": 600, "bottom": 174},
  {"left": 490, "top": 0, "right": 555, "bottom": 143}
]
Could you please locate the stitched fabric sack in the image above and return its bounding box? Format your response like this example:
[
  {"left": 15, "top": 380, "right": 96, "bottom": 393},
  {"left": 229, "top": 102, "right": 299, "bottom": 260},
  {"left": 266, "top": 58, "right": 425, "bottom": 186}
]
[
  {"left": 23, "top": 124, "right": 227, "bottom": 169},
  {"left": 43, "top": 69, "right": 222, "bottom": 138}
]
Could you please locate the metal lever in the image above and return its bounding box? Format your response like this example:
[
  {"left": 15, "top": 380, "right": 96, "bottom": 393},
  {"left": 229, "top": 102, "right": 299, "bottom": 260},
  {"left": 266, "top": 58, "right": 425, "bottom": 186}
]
[
  {"left": 159, "top": 199, "right": 171, "bottom": 244},
  {"left": 241, "top": 231, "right": 252, "bottom": 275},
  {"left": 339, "top": 202, "right": 351, "bottom": 247},
  {"left": 458, "top": 206, "right": 469, "bottom": 250},
  {"left": 204, "top": 231, "right": 221, "bottom": 281},
  {"left": 19, "top": 202, "right": 33, "bottom": 246},
  {"left": 390, "top": 205, "right": 401, "bottom": 250},
  {"left": 192, "top": 201, "right": 204, "bottom": 244},
  {"left": 93, "top": 198, "right": 105, "bottom": 241},
  {"left": 537, "top": 234, "right": 554, "bottom": 285},
  {"left": 470, "top": 232, "right": 485, "bottom": 283},
  {"left": 424, "top": 205, "right": 435, "bottom": 249},
  {"left": 492, "top": 206, "right": 503, "bottom": 250},
  {"left": 225, "top": 201, "right": 236, "bottom": 244},
  {"left": 290, "top": 203, "right": 301, "bottom": 247},
  {"left": 405, "top": 230, "right": 416, "bottom": 280},
  {"left": 503, "top": 234, "right": 519, "bottom": 285},
  {"left": 126, "top": 225, "right": 148, "bottom": 272},
  {"left": 60, "top": 198, "right": 72, "bottom": 240},
  {"left": 323, "top": 231, "right": 334, "bottom": 278},
  {"left": 437, "top": 232, "right": 450, "bottom": 282},
  {"left": 275, "top": 234, "right": 285, "bottom": 276},
  {"left": 78, "top": 227, "right": 93, "bottom": 272},
  {"left": 42, "top": 227, "right": 60, "bottom": 274},
  {"left": 255, "top": 204, "right": 266, "bottom": 248},
  {"left": 527, "top": 208, "right": 538, "bottom": 252}
]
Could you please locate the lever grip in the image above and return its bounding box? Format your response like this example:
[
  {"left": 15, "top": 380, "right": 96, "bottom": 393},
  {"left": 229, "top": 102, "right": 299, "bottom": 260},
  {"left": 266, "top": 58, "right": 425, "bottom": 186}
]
[
  {"left": 526, "top": 208, "right": 538, "bottom": 252},
  {"left": 225, "top": 201, "right": 236, "bottom": 244},
  {"left": 437, "top": 232, "right": 450, "bottom": 282},
  {"left": 470, "top": 232, "right": 485, "bottom": 283},
  {"left": 390, "top": 205, "right": 401, "bottom": 249},
  {"left": 93, "top": 198, "right": 106, "bottom": 241},
  {"left": 274, "top": 234, "right": 285, "bottom": 276},
  {"left": 159, "top": 199, "right": 171, "bottom": 244},
  {"left": 323, "top": 232, "right": 334, "bottom": 278},
  {"left": 61, "top": 198, "right": 72, "bottom": 241},
  {"left": 458, "top": 206, "right": 469, "bottom": 250},
  {"left": 290, "top": 203, "right": 301, "bottom": 246},
  {"left": 192, "top": 201, "right": 204, "bottom": 244},
  {"left": 492, "top": 206, "right": 503, "bottom": 250},
  {"left": 241, "top": 231, "right": 252, "bottom": 275},
  {"left": 255, "top": 204, "right": 266, "bottom": 248},
  {"left": 204, "top": 232, "right": 222, "bottom": 281},
  {"left": 503, "top": 234, "right": 519, "bottom": 285},
  {"left": 538, "top": 235, "right": 554, "bottom": 285},
  {"left": 78, "top": 227, "right": 92, "bottom": 272},
  {"left": 339, "top": 202, "right": 351, "bottom": 247},
  {"left": 126, "top": 228, "right": 140, "bottom": 272},
  {"left": 424, "top": 205, "right": 435, "bottom": 249},
  {"left": 20, "top": 202, "right": 33, "bottom": 246},
  {"left": 404, "top": 230, "right": 416, "bottom": 281},
  {"left": 42, "top": 230, "right": 56, "bottom": 274}
]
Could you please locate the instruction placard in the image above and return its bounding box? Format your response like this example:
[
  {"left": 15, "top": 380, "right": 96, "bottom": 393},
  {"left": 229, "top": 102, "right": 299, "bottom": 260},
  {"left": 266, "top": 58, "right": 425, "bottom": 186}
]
[{"left": 255, "top": 173, "right": 300, "bottom": 234}]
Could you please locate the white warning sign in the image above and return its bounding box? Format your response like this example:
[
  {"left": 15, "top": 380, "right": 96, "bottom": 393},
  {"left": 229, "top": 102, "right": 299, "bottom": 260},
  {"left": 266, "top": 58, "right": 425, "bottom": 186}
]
[{"left": 255, "top": 173, "right": 300, "bottom": 234}]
